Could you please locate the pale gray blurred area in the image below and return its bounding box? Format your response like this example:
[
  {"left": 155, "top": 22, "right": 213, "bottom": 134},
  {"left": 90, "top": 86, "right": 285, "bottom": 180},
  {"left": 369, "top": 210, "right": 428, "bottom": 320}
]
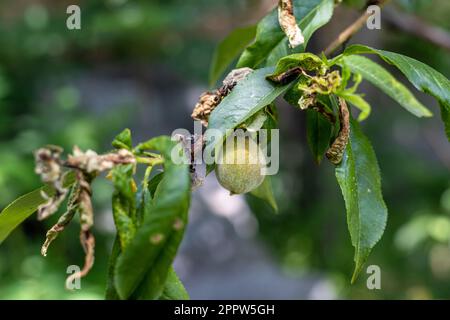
[{"left": 174, "top": 174, "right": 336, "bottom": 300}]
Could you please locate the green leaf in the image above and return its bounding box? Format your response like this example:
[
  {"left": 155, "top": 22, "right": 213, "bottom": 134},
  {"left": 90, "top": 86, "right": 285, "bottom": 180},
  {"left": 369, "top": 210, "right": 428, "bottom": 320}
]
[
  {"left": 115, "top": 136, "right": 190, "bottom": 300},
  {"left": 283, "top": 85, "right": 303, "bottom": 106},
  {"left": 441, "top": 106, "right": 450, "bottom": 139},
  {"left": 306, "top": 109, "right": 332, "bottom": 164},
  {"left": 135, "top": 187, "right": 150, "bottom": 228},
  {"left": 0, "top": 172, "right": 76, "bottom": 245},
  {"left": 265, "top": 38, "right": 290, "bottom": 67},
  {"left": 333, "top": 45, "right": 450, "bottom": 140},
  {"left": 159, "top": 267, "right": 189, "bottom": 300},
  {"left": 337, "top": 92, "right": 372, "bottom": 121},
  {"left": 135, "top": 172, "right": 189, "bottom": 300},
  {"left": 207, "top": 67, "right": 291, "bottom": 150},
  {"left": 148, "top": 172, "right": 165, "bottom": 198},
  {"left": 105, "top": 236, "right": 121, "bottom": 300},
  {"left": 335, "top": 120, "right": 388, "bottom": 283},
  {"left": 236, "top": 0, "right": 325, "bottom": 69},
  {"left": 209, "top": 25, "right": 256, "bottom": 87},
  {"left": 112, "top": 128, "right": 133, "bottom": 150},
  {"left": 299, "top": 0, "right": 334, "bottom": 50},
  {"left": 206, "top": 163, "right": 216, "bottom": 176},
  {"left": 111, "top": 164, "right": 137, "bottom": 249},
  {"left": 0, "top": 187, "right": 50, "bottom": 245},
  {"left": 339, "top": 55, "right": 432, "bottom": 118},
  {"left": 338, "top": 62, "right": 352, "bottom": 91},
  {"left": 250, "top": 176, "right": 278, "bottom": 212}
]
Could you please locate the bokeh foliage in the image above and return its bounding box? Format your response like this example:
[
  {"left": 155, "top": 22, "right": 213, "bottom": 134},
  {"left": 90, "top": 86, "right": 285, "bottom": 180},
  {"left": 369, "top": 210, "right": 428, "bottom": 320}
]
[{"left": 0, "top": 0, "right": 449, "bottom": 299}]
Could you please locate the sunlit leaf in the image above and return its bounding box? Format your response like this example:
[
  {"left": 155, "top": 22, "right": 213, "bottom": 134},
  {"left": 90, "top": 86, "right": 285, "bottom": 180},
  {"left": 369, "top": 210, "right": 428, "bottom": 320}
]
[
  {"left": 333, "top": 45, "right": 450, "bottom": 140},
  {"left": 340, "top": 55, "right": 432, "bottom": 118}
]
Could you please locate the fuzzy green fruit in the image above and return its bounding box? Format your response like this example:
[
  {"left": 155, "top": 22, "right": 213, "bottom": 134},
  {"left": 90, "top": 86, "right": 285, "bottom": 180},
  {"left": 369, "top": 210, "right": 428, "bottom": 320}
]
[{"left": 215, "top": 136, "right": 266, "bottom": 195}]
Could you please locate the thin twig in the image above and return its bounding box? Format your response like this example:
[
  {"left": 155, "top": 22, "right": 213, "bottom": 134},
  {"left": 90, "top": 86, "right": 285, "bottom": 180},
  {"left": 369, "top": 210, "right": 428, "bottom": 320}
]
[
  {"left": 383, "top": 8, "right": 450, "bottom": 52},
  {"left": 323, "top": 0, "right": 390, "bottom": 56}
]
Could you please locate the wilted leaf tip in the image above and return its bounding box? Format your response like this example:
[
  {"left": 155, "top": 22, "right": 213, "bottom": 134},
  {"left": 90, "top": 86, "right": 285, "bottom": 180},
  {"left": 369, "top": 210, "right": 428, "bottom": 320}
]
[{"left": 278, "top": 0, "right": 304, "bottom": 48}]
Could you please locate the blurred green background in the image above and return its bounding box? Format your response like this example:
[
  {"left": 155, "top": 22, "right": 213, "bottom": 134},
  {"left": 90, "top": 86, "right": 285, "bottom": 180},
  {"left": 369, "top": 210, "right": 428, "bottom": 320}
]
[{"left": 0, "top": 0, "right": 449, "bottom": 299}]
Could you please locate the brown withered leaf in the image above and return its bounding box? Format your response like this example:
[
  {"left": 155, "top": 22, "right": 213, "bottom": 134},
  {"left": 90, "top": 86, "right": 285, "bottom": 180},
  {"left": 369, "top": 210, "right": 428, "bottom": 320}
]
[
  {"left": 326, "top": 98, "right": 350, "bottom": 165},
  {"left": 192, "top": 68, "right": 253, "bottom": 126},
  {"left": 278, "top": 0, "right": 304, "bottom": 48}
]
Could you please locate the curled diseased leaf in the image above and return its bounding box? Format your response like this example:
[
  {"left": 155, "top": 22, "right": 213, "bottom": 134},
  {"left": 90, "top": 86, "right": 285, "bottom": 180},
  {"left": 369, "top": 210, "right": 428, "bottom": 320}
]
[
  {"left": 237, "top": 0, "right": 325, "bottom": 69},
  {"left": 41, "top": 183, "right": 79, "bottom": 256},
  {"left": 112, "top": 128, "right": 133, "bottom": 150},
  {"left": 266, "top": 0, "right": 334, "bottom": 65},
  {"left": 34, "top": 145, "right": 137, "bottom": 289},
  {"left": 192, "top": 68, "right": 253, "bottom": 127},
  {"left": 65, "top": 229, "right": 95, "bottom": 290},
  {"left": 278, "top": 0, "right": 304, "bottom": 48},
  {"left": 77, "top": 171, "right": 95, "bottom": 232},
  {"left": 34, "top": 146, "right": 67, "bottom": 220},
  {"left": 40, "top": 169, "right": 96, "bottom": 289},
  {"left": 326, "top": 97, "right": 350, "bottom": 165},
  {"left": 267, "top": 53, "right": 326, "bottom": 80}
]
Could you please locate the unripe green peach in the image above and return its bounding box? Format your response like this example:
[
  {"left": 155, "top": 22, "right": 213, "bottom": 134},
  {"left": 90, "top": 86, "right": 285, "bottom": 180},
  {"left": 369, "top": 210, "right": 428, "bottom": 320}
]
[{"left": 215, "top": 136, "right": 266, "bottom": 195}]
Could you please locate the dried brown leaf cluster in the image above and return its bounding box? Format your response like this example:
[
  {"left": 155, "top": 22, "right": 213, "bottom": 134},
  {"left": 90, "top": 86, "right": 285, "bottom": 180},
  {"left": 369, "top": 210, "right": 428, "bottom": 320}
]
[
  {"left": 192, "top": 67, "right": 253, "bottom": 126},
  {"left": 34, "top": 146, "right": 136, "bottom": 289}
]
